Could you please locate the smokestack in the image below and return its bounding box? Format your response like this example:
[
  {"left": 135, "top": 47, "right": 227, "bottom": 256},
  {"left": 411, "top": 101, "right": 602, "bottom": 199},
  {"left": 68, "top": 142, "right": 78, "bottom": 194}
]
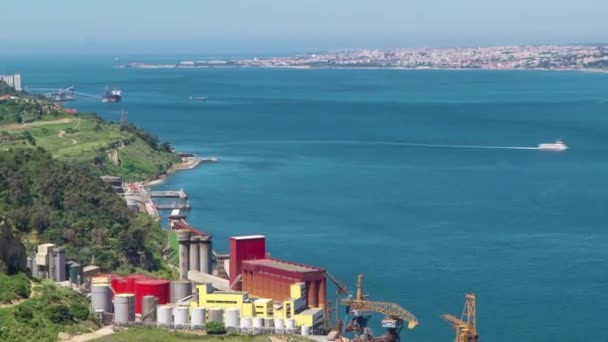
[{"left": 176, "top": 230, "right": 191, "bottom": 280}]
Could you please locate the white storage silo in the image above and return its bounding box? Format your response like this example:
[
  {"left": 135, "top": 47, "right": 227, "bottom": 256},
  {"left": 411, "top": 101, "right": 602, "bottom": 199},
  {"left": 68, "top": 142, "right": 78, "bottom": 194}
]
[
  {"left": 191, "top": 307, "right": 206, "bottom": 329},
  {"left": 285, "top": 318, "right": 296, "bottom": 334},
  {"left": 157, "top": 306, "right": 173, "bottom": 328},
  {"left": 274, "top": 318, "right": 285, "bottom": 333},
  {"left": 253, "top": 317, "right": 264, "bottom": 333},
  {"left": 240, "top": 316, "right": 252, "bottom": 333},
  {"left": 173, "top": 307, "right": 189, "bottom": 329},
  {"left": 91, "top": 284, "right": 112, "bottom": 313},
  {"left": 224, "top": 308, "right": 240, "bottom": 331}
]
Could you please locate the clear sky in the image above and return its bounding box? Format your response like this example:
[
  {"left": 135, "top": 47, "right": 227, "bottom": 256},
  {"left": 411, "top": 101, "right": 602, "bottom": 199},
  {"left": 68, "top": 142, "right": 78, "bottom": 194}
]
[{"left": 4, "top": 0, "right": 607, "bottom": 55}]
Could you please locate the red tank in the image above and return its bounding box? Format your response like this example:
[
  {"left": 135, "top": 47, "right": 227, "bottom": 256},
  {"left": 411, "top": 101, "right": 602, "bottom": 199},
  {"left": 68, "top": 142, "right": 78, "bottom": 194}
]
[
  {"left": 126, "top": 275, "right": 148, "bottom": 293},
  {"left": 134, "top": 279, "right": 170, "bottom": 314}
]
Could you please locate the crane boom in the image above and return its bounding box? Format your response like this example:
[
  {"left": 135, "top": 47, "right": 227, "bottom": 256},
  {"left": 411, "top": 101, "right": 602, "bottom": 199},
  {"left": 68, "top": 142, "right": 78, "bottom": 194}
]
[
  {"left": 343, "top": 298, "right": 419, "bottom": 329},
  {"left": 325, "top": 271, "right": 350, "bottom": 296}
]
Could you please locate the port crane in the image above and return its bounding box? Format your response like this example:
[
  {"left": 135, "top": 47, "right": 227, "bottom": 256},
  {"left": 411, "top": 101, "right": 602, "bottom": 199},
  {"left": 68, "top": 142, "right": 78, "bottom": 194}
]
[
  {"left": 340, "top": 274, "right": 419, "bottom": 342},
  {"left": 442, "top": 294, "right": 479, "bottom": 342}
]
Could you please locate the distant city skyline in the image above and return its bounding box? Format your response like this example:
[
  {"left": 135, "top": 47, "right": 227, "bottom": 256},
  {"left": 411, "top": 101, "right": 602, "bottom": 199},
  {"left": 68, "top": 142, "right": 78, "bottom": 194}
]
[{"left": 4, "top": 0, "right": 608, "bottom": 55}]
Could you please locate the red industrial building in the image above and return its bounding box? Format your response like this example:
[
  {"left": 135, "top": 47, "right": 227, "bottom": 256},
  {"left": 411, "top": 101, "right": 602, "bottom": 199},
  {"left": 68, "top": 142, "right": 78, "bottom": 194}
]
[
  {"left": 229, "top": 235, "right": 266, "bottom": 288},
  {"left": 230, "top": 235, "right": 326, "bottom": 308}
]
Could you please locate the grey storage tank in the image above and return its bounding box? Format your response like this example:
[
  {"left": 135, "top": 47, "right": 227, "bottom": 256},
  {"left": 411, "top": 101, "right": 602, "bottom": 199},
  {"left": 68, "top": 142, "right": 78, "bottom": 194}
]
[
  {"left": 199, "top": 236, "right": 212, "bottom": 274},
  {"left": 189, "top": 236, "right": 200, "bottom": 272},
  {"left": 91, "top": 284, "right": 113, "bottom": 313},
  {"left": 171, "top": 280, "right": 192, "bottom": 303},
  {"left": 177, "top": 230, "right": 191, "bottom": 280},
  {"left": 207, "top": 308, "right": 224, "bottom": 323},
  {"left": 54, "top": 247, "right": 66, "bottom": 282},
  {"left": 113, "top": 294, "right": 135, "bottom": 325},
  {"left": 142, "top": 295, "right": 159, "bottom": 323}
]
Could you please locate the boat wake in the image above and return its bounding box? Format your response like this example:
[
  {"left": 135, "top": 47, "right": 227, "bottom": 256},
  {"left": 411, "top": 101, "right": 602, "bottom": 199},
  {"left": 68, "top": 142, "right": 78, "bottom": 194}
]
[{"left": 209, "top": 140, "right": 541, "bottom": 151}]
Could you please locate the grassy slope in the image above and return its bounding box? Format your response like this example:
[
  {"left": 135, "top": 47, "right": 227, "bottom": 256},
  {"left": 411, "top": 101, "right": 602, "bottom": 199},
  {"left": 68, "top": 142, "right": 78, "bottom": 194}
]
[
  {"left": 94, "top": 328, "right": 273, "bottom": 342},
  {"left": 0, "top": 111, "right": 180, "bottom": 181}
]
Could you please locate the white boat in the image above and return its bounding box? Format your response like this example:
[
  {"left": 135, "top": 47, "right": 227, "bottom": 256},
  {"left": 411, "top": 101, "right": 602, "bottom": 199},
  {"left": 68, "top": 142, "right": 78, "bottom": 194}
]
[{"left": 538, "top": 140, "right": 568, "bottom": 151}]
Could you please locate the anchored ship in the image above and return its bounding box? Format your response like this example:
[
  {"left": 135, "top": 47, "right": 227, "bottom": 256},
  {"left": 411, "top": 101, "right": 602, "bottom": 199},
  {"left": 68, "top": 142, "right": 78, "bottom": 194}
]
[
  {"left": 102, "top": 87, "right": 122, "bottom": 103},
  {"left": 538, "top": 140, "right": 568, "bottom": 151}
]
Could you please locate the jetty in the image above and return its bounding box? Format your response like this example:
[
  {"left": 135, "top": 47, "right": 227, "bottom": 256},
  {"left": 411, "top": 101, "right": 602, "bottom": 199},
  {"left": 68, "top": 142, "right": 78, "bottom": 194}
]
[
  {"left": 156, "top": 202, "right": 192, "bottom": 210},
  {"left": 150, "top": 189, "right": 187, "bottom": 199}
]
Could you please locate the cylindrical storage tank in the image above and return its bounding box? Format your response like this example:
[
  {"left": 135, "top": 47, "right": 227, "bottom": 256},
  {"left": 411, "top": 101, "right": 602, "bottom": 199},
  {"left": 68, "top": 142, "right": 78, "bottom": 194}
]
[
  {"left": 264, "top": 318, "right": 274, "bottom": 329},
  {"left": 253, "top": 317, "right": 264, "bottom": 333},
  {"left": 224, "top": 308, "right": 240, "bottom": 330},
  {"left": 207, "top": 308, "right": 224, "bottom": 322},
  {"left": 141, "top": 295, "right": 158, "bottom": 322},
  {"left": 274, "top": 318, "right": 284, "bottom": 333},
  {"left": 173, "top": 307, "right": 189, "bottom": 329},
  {"left": 91, "top": 284, "right": 112, "bottom": 313},
  {"left": 91, "top": 276, "right": 110, "bottom": 285},
  {"left": 135, "top": 279, "right": 170, "bottom": 314},
  {"left": 240, "top": 316, "right": 252, "bottom": 333},
  {"left": 126, "top": 275, "right": 147, "bottom": 293},
  {"left": 54, "top": 247, "right": 66, "bottom": 281},
  {"left": 157, "top": 305, "right": 173, "bottom": 328},
  {"left": 285, "top": 319, "right": 296, "bottom": 334},
  {"left": 171, "top": 280, "right": 192, "bottom": 303},
  {"left": 301, "top": 326, "right": 311, "bottom": 336},
  {"left": 189, "top": 237, "right": 200, "bottom": 272},
  {"left": 69, "top": 263, "right": 82, "bottom": 285},
  {"left": 191, "top": 307, "right": 206, "bottom": 329},
  {"left": 113, "top": 294, "right": 135, "bottom": 325}
]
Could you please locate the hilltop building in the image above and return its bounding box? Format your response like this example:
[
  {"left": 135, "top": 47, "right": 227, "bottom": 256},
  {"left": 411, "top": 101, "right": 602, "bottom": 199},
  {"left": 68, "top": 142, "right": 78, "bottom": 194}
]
[{"left": 0, "top": 74, "right": 22, "bottom": 91}]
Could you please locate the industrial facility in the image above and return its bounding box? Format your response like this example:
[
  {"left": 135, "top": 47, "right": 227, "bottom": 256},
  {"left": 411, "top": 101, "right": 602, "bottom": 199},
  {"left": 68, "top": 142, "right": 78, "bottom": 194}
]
[{"left": 25, "top": 209, "right": 463, "bottom": 342}]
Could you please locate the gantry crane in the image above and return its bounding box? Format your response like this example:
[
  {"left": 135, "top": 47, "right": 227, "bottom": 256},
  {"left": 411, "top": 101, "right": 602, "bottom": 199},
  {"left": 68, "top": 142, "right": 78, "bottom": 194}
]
[
  {"left": 341, "top": 274, "right": 419, "bottom": 342},
  {"left": 441, "top": 294, "right": 479, "bottom": 342}
]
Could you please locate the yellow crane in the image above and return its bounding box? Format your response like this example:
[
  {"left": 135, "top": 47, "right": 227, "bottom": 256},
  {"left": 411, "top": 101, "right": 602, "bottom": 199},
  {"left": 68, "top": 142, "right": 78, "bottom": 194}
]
[
  {"left": 341, "top": 274, "right": 419, "bottom": 341},
  {"left": 441, "top": 294, "right": 479, "bottom": 342}
]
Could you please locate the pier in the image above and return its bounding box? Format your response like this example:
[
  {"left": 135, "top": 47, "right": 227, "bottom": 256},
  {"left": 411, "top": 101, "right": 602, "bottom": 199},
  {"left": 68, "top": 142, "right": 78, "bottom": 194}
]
[
  {"left": 156, "top": 202, "right": 192, "bottom": 210},
  {"left": 150, "top": 189, "right": 188, "bottom": 199}
]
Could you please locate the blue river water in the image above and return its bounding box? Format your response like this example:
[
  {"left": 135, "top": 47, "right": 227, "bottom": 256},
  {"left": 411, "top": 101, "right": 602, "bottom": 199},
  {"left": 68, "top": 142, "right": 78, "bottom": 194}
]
[{"left": 3, "top": 56, "right": 608, "bottom": 341}]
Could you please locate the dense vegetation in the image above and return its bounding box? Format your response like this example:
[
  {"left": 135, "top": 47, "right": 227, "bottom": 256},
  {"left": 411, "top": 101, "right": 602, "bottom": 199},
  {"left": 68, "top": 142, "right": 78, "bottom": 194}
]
[
  {"left": 0, "top": 148, "right": 172, "bottom": 273},
  {"left": 0, "top": 273, "right": 30, "bottom": 304},
  {"left": 0, "top": 280, "right": 97, "bottom": 342},
  {"left": 93, "top": 327, "right": 273, "bottom": 342}
]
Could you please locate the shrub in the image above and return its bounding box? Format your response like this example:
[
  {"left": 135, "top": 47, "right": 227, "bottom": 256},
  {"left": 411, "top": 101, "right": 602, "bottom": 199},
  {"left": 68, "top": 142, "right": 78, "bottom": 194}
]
[
  {"left": 47, "top": 304, "right": 74, "bottom": 324},
  {"left": 206, "top": 321, "right": 226, "bottom": 334},
  {"left": 71, "top": 303, "right": 90, "bottom": 321}
]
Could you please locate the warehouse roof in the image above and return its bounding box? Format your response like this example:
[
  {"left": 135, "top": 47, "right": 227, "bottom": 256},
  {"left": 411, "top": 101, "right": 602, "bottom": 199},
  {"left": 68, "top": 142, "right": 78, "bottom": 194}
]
[{"left": 243, "top": 258, "right": 323, "bottom": 273}]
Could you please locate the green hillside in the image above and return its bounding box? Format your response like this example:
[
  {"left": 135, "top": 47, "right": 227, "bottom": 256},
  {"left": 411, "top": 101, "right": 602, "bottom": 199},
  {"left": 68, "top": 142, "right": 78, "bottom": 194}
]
[{"left": 0, "top": 93, "right": 180, "bottom": 181}]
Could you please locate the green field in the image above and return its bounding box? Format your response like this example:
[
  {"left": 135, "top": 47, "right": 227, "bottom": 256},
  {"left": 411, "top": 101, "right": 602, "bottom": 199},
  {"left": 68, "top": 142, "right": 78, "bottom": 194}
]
[{"left": 0, "top": 110, "right": 180, "bottom": 181}]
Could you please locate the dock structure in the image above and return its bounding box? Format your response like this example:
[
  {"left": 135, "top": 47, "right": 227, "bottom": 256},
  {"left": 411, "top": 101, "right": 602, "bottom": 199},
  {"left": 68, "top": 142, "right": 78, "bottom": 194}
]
[
  {"left": 156, "top": 202, "right": 192, "bottom": 210},
  {"left": 150, "top": 189, "right": 188, "bottom": 200}
]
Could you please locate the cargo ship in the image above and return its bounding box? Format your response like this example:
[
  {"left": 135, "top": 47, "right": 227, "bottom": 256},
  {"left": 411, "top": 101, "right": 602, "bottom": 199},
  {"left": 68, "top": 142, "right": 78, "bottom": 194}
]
[{"left": 102, "top": 87, "right": 122, "bottom": 103}]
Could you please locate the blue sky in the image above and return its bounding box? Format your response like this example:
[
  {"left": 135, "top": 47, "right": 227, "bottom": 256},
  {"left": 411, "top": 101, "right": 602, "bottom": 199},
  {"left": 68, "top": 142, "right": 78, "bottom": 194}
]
[{"left": 4, "top": 0, "right": 607, "bottom": 55}]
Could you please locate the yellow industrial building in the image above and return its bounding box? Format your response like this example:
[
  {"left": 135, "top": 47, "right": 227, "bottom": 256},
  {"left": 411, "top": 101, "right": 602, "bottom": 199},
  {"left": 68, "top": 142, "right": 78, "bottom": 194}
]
[{"left": 192, "top": 281, "right": 324, "bottom": 328}]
